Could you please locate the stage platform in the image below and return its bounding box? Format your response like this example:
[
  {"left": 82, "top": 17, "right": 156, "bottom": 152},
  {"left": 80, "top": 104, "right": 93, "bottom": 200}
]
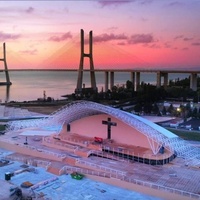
[{"left": 44, "top": 133, "right": 175, "bottom": 165}]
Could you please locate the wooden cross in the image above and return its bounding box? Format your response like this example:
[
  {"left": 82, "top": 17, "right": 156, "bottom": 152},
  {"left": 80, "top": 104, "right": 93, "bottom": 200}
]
[{"left": 102, "top": 117, "right": 117, "bottom": 139}]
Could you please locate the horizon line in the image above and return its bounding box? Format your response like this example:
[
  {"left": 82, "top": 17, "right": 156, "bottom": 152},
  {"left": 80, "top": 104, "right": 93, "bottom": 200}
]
[{"left": 1, "top": 68, "right": 200, "bottom": 73}]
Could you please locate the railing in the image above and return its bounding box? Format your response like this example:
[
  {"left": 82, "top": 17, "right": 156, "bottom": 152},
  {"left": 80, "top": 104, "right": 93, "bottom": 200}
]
[
  {"left": 5, "top": 154, "right": 27, "bottom": 163},
  {"left": 58, "top": 164, "right": 200, "bottom": 199},
  {"left": 123, "top": 177, "right": 200, "bottom": 199},
  {"left": 4, "top": 154, "right": 52, "bottom": 170},
  {"left": 4, "top": 147, "right": 200, "bottom": 199},
  {"left": 76, "top": 159, "right": 126, "bottom": 176},
  {"left": 94, "top": 145, "right": 174, "bottom": 165},
  {"left": 58, "top": 165, "right": 124, "bottom": 179},
  {"left": 43, "top": 136, "right": 77, "bottom": 150},
  {"left": 1, "top": 138, "right": 66, "bottom": 160},
  {"left": 60, "top": 135, "right": 91, "bottom": 147}
]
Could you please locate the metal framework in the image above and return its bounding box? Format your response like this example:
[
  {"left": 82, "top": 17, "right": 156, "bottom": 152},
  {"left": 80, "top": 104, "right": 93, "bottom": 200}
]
[{"left": 6, "top": 100, "right": 200, "bottom": 167}]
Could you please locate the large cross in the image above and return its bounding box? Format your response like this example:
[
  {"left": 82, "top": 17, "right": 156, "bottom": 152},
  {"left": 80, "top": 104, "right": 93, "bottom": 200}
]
[{"left": 102, "top": 117, "right": 117, "bottom": 139}]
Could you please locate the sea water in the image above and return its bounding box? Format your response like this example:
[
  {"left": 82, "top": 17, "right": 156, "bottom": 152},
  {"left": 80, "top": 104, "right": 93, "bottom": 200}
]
[{"left": 0, "top": 71, "right": 189, "bottom": 102}]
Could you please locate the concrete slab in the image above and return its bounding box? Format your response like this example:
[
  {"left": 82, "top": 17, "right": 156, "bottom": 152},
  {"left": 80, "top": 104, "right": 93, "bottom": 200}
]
[{"left": 0, "top": 148, "right": 161, "bottom": 200}]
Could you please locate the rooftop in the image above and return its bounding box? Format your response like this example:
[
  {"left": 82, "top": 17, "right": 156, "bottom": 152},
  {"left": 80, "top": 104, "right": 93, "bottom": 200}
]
[{"left": 0, "top": 148, "right": 160, "bottom": 200}]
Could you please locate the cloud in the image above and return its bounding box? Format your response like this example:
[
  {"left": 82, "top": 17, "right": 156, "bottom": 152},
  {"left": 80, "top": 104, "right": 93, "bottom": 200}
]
[
  {"left": 117, "top": 41, "right": 126, "bottom": 45},
  {"left": 164, "top": 42, "right": 171, "bottom": 48},
  {"left": 92, "top": 32, "right": 155, "bottom": 45},
  {"left": 98, "top": 0, "right": 153, "bottom": 7},
  {"left": 98, "top": 0, "right": 132, "bottom": 7},
  {"left": 183, "top": 37, "right": 193, "bottom": 41},
  {"left": 140, "top": 0, "right": 154, "bottom": 5},
  {"left": 174, "top": 35, "right": 183, "bottom": 40},
  {"left": 128, "top": 34, "right": 154, "bottom": 44},
  {"left": 141, "top": 17, "right": 148, "bottom": 22},
  {"left": 106, "top": 27, "right": 118, "bottom": 32},
  {"left": 93, "top": 33, "right": 127, "bottom": 43},
  {"left": 49, "top": 32, "right": 72, "bottom": 42},
  {"left": 0, "top": 31, "right": 21, "bottom": 41},
  {"left": 191, "top": 42, "right": 200, "bottom": 46},
  {"left": 20, "top": 49, "right": 38, "bottom": 55},
  {"left": 147, "top": 43, "right": 161, "bottom": 49},
  {"left": 167, "top": 1, "right": 184, "bottom": 7},
  {"left": 25, "top": 7, "right": 34, "bottom": 14}
]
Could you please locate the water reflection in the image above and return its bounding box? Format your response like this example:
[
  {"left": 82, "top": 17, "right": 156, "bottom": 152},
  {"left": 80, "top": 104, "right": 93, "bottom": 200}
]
[
  {"left": 6, "top": 85, "right": 10, "bottom": 102},
  {"left": 0, "top": 85, "right": 10, "bottom": 103}
]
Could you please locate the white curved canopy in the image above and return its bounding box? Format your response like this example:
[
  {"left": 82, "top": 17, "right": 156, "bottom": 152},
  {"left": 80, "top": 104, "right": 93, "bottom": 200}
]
[{"left": 7, "top": 100, "right": 200, "bottom": 166}]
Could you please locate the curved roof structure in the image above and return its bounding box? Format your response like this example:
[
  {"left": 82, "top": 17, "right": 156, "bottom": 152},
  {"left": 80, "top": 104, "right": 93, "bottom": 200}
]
[{"left": 7, "top": 100, "right": 200, "bottom": 167}]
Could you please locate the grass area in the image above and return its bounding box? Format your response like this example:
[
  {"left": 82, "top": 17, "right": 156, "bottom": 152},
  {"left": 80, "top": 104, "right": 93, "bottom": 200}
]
[{"left": 167, "top": 128, "right": 200, "bottom": 141}]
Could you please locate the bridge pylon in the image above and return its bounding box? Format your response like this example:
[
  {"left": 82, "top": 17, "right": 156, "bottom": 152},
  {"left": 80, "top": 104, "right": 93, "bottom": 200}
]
[
  {"left": 0, "top": 43, "right": 12, "bottom": 85},
  {"left": 75, "top": 29, "right": 97, "bottom": 95}
]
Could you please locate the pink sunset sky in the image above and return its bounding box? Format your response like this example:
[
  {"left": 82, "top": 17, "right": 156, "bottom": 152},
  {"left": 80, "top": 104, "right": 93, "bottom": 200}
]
[{"left": 0, "top": 0, "right": 199, "bottom": 70}]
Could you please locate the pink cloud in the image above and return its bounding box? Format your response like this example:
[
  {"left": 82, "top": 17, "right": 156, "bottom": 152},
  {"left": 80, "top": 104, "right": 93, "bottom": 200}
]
[
  {"left": 98, "top": 0, "right": 132, "bottom": 7},
  {"left": 20, "top": 49, "right": 38, "bottom": 55},
  {"left": 91, "top": 32, "right": 155, "bottom": 45},
  {"left": 191, "top": 42, "right": 200, "bottom": 46},
  {"left": 117, "top": 41, "right": 126, "bottom": 45},
  {"left": 183, "top": 37, "right": 193, "bottom": 41},
  {"left": 167, "top": 1, "right": 184, "bottom": 7},
  {"left": 140, "top": 0, "right": 154, "bottom": 5},
  {"left": 25, "top": 7, "right": 34, "bottom": 14},
  {"left": 148, "top": 43, "right": 161, "bottom": 49},
  {"left": 164, "top": 42, "right": 172, "bottom": 48},
  {"left": 0, "top": 31, "right": 21, "bottom": 41},
  {"left": 93, "top": 33, "right": 127, "bottom": 43},
  {"left": 128, "top": 34, "right": 154, "bottom": 44},
  {"left": 174, "top": 35, "right": 183, "bottom": 40},
  {"left": 49, "top": 32, "right": 72, "bottom": 42}
]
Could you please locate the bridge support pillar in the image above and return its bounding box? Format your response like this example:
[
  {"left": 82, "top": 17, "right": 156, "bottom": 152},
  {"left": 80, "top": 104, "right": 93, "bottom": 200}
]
[
  {"left": 104, "top": 71, "right": 109, "bottom": 92},
  {"left": 130, "top": 72, "right": 135, "bottom": 91},
  {"left": 190, "top": 73, "right": 197, "bottom": 91},
  {"left": 0, "top": 43, "right": 12, "bottom": 85},
  {"left": 135, "top": 72, "right": 140, "bottom": 91},
  {"left": 163, "top": 73, "right": 168, "bottom": 89},
  {"left": 157, "top": 72, "right": 168, "bottom": 89},
  {"left": 75, "top": 29, "right": 97, "bottom": 94},
  {"left": 156, "top": 72, "right": 161, "bottom": 88},
  {"left": 110, "top": 71, "right": 114, "bottom": 90}
]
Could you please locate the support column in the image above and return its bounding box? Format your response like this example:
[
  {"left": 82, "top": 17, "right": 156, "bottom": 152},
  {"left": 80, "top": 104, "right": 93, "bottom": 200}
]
[
  {"left": 130, "top": 72, "right": 135, "bottom": 91},
  {"left": 190, "top": 73, "right": 197, "bottom": 91},
  {"left": 163, "top": 73, "right": 168, "bottom": 89},
  {"left": 76, "top": 29, "right": 84, "bottom": 93},
  {"left": 110, "top": 71, "right": 114, "bottom": 90},
  {"left": 5, "top": 85, "right": 10, "bottom": 103},
  {"left": 0, "top": 43, "right": 12, "bottom": 85},
  {"left": 135, "top": 72, "right": 140, "bottom": 91},
  {"left": 75, "top": 29, "right": 97, "bottom": 94},
  {"left": 156, "top": 72, "right": 161, "bottom": 88},
  {"left": 89, "top": 30, "right": 97, "bottom": 92},
  {"left": 105, "top": 71, "right": 109, "bottom": 92}
]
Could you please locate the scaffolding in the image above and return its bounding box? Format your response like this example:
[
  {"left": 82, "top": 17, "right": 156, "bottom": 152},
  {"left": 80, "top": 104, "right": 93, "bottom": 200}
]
[{"left": 6, "top": 100, "right": 200, "bottom": 167}]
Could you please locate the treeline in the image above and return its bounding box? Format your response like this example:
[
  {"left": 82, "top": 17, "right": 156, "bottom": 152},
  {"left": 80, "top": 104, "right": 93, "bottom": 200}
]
[{"left": 70, "top": 77, "right": 200, "bottom": 118}]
